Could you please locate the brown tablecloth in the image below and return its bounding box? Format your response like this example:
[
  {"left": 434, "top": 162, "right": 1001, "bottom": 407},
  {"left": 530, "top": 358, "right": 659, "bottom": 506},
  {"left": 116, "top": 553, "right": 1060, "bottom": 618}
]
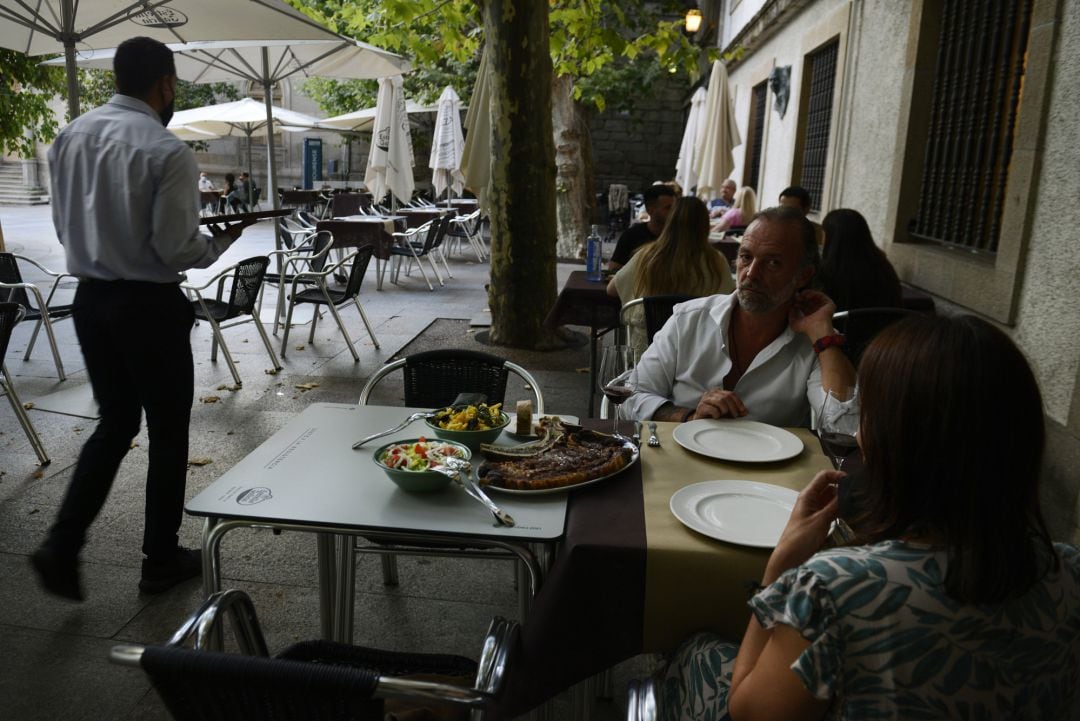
[
  {"left": 317, "top": 216, "right": 404, "bottom": 260},
  {"left": 495, "top": 421, "right": 830, "bottom": 718},
  {"left": 543, "top": 270, "right": 621, "bottom": 331},
  {"left": 395, "top": 207, "right": 455, "bottom": 229},
  {"left": 330, "top": 193, "right": 374, "bottom": 217}
]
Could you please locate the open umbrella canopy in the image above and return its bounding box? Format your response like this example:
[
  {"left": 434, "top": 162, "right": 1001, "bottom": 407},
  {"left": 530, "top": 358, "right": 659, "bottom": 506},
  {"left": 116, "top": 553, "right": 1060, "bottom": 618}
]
[
  {"left": 693, "top": 60, "right": 742, "bottom": 200},
  {"left": 169, "top": 97, "right": 320, "bottom": 137},
  {"left": 318, "top": 100, "right": 437, "bottom": 133},
  {"left": 0, "top": 0, "right": 338, "bottom": 117},
  {"left": 364, "top": 75, "right": 414, "bottom": 205},
  {"left": 675, "top": 86, "right": 708, "bottom": 195},
  {"left": 169, "top": 124, "right": 221, "bottom": 141},
  {"left": 429, "top": 86, "right": 465, "bottom": 200}
]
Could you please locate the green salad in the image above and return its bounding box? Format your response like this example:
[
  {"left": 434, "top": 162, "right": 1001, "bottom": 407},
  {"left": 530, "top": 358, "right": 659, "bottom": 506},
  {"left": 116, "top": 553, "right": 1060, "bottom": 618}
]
[{"left": 379, "top": 438, "right": 465, "bottom": 471}]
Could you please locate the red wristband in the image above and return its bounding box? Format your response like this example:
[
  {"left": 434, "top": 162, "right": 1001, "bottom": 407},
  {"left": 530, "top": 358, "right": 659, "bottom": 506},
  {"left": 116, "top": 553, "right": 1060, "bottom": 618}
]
[{"left": 812, "top": 333, "right": 846, "bottom": 354}]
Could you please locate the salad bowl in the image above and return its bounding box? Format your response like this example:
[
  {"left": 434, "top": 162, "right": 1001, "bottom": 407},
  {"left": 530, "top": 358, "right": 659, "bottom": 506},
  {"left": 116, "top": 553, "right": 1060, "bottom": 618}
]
[{"left": 372, "top": 438, "right": 472, "bottom": 492}]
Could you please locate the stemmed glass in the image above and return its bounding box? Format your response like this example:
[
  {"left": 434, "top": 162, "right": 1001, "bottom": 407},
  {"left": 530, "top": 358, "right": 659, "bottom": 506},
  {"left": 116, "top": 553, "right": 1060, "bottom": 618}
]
[
  {"left": 818, "top": 387, "right": 860, "bottom": 470},
  {"left": 598, "top": 345, "right": 637, "bottom": 437}
]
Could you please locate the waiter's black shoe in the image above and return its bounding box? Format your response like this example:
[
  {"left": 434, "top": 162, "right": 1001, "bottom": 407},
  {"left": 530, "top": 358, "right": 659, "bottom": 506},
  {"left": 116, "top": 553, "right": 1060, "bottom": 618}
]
[
  {"left": 30, "top": 546, "right": 84, "bottom": 602},
  {"left": 139, "top": 547, "right": 202, "bottom": 594}
]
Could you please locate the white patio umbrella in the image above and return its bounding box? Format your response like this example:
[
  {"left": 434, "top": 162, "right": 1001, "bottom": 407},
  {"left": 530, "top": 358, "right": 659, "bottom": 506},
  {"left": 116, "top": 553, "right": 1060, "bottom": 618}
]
[
  {"left": 460, "top": 47, "right": 492, "bottom": 215},
  {"left": 170, "top": 97, "right": 321, "bottom": 206},
  {"left": 169, "top": 124, "right": 221, "bottom": 141},
  {"left": 429, "top": 86, "right": 465, "bottom": 205},
  {"left": 44, "top": 37, "right": 410, "bottom": 209},
  {"left": 0, "top": 0, "right": 337, "bottom": 118},
  {"left": 317, "top": 100, "right": 437, "bottom": 133},
  {"left": 675, "top": 86, "right": 708, "bottom": 195},
  {"left": 693, "top": 60, "right": 742, "bottom": 200},
  {"left": 364, "top": 75, "right": 414, "bottom": 207}
]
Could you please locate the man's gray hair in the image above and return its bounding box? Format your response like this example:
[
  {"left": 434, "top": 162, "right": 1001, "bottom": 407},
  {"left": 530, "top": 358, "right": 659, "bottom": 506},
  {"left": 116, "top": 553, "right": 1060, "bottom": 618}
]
[{"left": 748, "top": 205, "right": 820, "bottom": 275}]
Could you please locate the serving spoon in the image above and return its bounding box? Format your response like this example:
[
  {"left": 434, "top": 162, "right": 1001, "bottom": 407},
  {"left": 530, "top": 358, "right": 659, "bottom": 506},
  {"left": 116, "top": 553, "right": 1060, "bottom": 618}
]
[{"left": 435, "top": 456, "right": 515, "bottom": 527}]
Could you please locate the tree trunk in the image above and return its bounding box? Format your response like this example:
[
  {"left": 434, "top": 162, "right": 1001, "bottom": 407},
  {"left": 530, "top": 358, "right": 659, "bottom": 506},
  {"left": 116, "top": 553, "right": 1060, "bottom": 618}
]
[
  {"left": 0, "top": 217, "right": 5, "bottom": 253},
  {"left": 553, "top": 75, "right": 594, "bottom": 260},
  {"left": 483, "top": 0, "right": 561, "bottom": 348}
]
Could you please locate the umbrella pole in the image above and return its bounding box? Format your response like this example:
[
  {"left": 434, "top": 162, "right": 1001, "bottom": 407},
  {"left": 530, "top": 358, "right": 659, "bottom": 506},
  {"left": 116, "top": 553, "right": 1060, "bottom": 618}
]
[
  {"left": 262, "top": 49, "right": 282, "bottom": 211},
  {"left": 246, "top": 131, "right": 255, "bottom": 209},
  {"left": 62, "top": 0, "right": 81, "bottom": 119}
]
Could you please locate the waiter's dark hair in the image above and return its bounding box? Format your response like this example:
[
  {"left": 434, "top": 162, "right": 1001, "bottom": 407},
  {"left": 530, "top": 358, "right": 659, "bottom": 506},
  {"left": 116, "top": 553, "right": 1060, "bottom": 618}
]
[
  {"left": 113, "top": 37, "right": 175, "bottom": 98},
  {"left": 853, "top": 314, "right": 1055, "bottom": 604}
]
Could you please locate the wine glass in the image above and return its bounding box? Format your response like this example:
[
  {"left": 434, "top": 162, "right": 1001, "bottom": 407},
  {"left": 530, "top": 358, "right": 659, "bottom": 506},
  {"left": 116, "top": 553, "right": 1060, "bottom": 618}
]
[
  {"left": 598, "top": 345, "right": 637, "bottom": 436},
  {"left": 818, "top": 387, "right": 860, "bottom": 470}
]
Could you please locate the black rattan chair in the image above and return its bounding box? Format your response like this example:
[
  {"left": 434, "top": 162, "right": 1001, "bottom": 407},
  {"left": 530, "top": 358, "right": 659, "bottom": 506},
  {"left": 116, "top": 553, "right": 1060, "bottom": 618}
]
[
  {"left": 0, "top": 302, "right": 49, "bottom": 464},
  {"left": 280, "top": 246, "right": 380, "bottom": 362},
  {"left": 0, "top": 252, "right": 75, "bottom": 381},
  {"left": 184, "top": 256, "right": 280, "bottom": 387},
  {"left": 110, "top": 589, "right": 515, "bottom": 721}
]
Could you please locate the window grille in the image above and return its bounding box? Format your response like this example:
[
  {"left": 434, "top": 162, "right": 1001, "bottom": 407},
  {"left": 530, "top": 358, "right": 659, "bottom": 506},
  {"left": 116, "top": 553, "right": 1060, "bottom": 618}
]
[
  {"left": 799, "top": 40, "right": 839, "bottom": 212},
  {"left": 744, "top": 81, "right": 767, "bottom": 194},
  {"left": 910, "top": 0, "right": 1032, "bottom": 254}
]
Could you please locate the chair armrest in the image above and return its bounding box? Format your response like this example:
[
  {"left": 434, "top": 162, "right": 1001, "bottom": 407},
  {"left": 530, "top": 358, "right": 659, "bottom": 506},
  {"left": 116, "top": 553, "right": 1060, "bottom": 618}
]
[
  {"left": 13, "top": 254, "right": 71, "bottom": 279},
  {"left": 181, "top": 261, "right": 243, "bottom": 292}
]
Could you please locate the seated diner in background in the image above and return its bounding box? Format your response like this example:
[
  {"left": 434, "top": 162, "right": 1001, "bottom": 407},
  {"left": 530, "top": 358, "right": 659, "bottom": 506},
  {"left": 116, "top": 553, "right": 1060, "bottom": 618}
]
[
  {"left": 608, "top": 184, "right": 678, "bottom": 271},
  {"left": 708, "top": 178, "right": 738, "bottom": 217},
  {"left": 607, "top": 196, "right": 734, "bottom": 355},
  {"left": 779, "top": 184, "right": 826, "bottom": 247},
  {"left": 623, "top": 206, "right": 856, "bottom": 427},
  {"left": 658, "top": 313, "right": 1080, "bottom": 721},
  {"left": 819, "top": 208, "right": 902, "bottom": 311},
  {"left": 218, "top": 172, "right": 238, "bottom": 213},
  {"left": 198, "top": 171, "right": 216, "bottom": 192},
  {"left": 711, "top": 186, "right": 757, "bottom": 233}
]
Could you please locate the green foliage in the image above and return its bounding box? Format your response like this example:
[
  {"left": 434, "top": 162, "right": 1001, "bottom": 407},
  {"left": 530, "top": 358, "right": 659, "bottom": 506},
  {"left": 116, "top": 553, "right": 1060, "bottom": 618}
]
[{"left": 0, "top": 49, "right": 65, "bottom": 158}]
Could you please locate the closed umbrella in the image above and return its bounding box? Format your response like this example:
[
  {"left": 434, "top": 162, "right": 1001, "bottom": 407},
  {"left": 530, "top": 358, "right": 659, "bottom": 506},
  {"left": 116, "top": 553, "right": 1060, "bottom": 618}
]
[
  {"left": 693, "top": 60, "right": 742, "bottom": 200},
  {"left": 429, "top": 86, "right": 465, "bottom": 205},
  {"left": 675, "top": 86, "right": 708, "bottom": 195},
  {"left": 44, "top": 37, "right": 409, "bottom": 208},
  {"left": 460, "top": 47, "right": 492, "bottom": 215},
  {"left": 364, "top": 75, "right": 414, "bottom": 207},
  {"left": 0, "top": 0, "right": 336, "bottom": 118}
]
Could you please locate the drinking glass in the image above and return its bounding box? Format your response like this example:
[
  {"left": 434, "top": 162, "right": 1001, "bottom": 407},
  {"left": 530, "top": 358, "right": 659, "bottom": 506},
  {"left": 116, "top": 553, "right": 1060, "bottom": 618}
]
[
  {"left": 818, "top": 387, "right": 860, "bottom": 469},
  {"left": 598, "top": 345, "right": 637, "bottom": 436}
]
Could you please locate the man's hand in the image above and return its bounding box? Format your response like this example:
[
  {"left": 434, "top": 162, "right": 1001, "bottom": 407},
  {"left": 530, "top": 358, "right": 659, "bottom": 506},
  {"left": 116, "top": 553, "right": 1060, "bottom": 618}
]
[
  {"left": 207, "top": 218, "right": 256, "bottom": 242},
  {"left": 694, "top": 388, "right": 748, "bottom": 419},
  {"left": 789, "top": 289, "right": 837, "bottom": 342}
]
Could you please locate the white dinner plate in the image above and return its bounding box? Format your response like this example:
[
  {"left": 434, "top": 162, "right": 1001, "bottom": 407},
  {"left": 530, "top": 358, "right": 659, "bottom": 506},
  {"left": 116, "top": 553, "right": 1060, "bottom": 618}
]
[
  {"left": 670, "top": 480, "right": 797, "bottom": 547},
  {"left": 672, "top": 419, "right": 803, "bottom": 463}
]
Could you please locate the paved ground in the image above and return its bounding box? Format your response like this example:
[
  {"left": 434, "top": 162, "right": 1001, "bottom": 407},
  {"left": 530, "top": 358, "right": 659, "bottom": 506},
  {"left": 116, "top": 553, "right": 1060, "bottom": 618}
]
[{"left": 0, "top": 205, "right": 642, "bottom": 720}]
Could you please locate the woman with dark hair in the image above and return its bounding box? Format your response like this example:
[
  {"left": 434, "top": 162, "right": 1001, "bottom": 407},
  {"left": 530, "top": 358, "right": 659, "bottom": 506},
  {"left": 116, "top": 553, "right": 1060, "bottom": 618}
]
[
  {"left": 819, "top": 208, "right": 902, "bottom": 310},
  {"left": 218, "top": 173, "right": 237, "bottom": 213},
  {"left": 606, "top": 196, "right": 733, "bottom": 354},
  {"left": 660, "top": 314, "right": 1080, "bottom": 720}
]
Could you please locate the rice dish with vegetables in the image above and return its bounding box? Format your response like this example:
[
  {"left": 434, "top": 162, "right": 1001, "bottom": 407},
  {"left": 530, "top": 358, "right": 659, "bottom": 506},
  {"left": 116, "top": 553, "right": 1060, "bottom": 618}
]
[
  {"left": 430, "top": 403, "right": 506, "bottom": 431},
  {"left": 379, "top": 438, "right": 467, "bottom": 471}
]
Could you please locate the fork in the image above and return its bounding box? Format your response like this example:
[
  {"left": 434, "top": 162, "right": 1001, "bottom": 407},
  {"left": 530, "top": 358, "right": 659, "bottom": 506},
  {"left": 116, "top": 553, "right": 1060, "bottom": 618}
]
[
  {"left": 440, "top": 456, "right": 515, "bottom": 527},
  {"left": 351, "top": 411, "right": 435, "bottom": 449},
  {"left": 647, "top": 422, "right": 661, "bottom": 447}
]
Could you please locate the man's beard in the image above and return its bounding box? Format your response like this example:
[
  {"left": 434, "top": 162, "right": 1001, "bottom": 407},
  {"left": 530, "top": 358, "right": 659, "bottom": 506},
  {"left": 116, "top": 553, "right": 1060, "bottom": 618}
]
[
  {"left": 159, "top": 99, "right": 175, "bottom": 127},
  {"left": 736, "top": 276, "right": 797, "bottom": 313}
]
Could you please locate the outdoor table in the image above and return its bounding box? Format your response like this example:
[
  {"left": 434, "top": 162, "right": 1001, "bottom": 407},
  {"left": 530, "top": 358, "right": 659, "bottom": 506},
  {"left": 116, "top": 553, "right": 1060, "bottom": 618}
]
[
  {"left": 279, "top": 188, "right": 328, "bottom": 214},
  {"left": 317, "top": 215, "right": 406, "bottom": 290},
  {"left": 544, "top": 270, "right": 623, "bottom": 417},
  {"left": 494, "top": 420, "right": 832, "bottom": 718},
  {"left": 444, "top": 198, "right": 479, "bottom": 213},
  {"left": 395, "top": 207, "right": 455, "bottom": 229},
  {"left": 185, "top": 403, "right": 568, "bottom": 644},
  {"left": 198, "top": 190, "right": 220, "bottom": 214},
  {"left": 330, "top": 192, "right": 374, "bottom": 218}
]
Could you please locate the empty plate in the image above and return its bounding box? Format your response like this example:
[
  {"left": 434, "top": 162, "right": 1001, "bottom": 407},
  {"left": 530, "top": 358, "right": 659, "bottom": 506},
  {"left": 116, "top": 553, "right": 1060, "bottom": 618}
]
[
  {"left": 670, "top": 480, "right": 798, "bottom": 547},
  {"left": 672, "top": 419, "right": 803, "bottom": 463}
]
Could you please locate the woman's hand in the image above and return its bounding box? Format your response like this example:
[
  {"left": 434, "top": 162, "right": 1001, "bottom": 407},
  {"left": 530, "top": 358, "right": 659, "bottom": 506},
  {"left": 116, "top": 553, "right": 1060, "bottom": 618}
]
[{"left": 765, "top": 470, "right": 843, "bottom": 583}]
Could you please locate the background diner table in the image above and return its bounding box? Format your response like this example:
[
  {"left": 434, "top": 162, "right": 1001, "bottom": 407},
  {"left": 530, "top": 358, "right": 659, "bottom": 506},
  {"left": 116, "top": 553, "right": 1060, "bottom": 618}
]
[
  {"left": 317, "top": 215, "right": 406, "bottom": 289},
  {"left": 395, "top": 206, "right": 455, "bottom": 229},
  {"left": 494, "top": 419, "right": 833, "bottom": 718},
  {"left": 544, "top": 270, "right": 623, "bottom": 417}
]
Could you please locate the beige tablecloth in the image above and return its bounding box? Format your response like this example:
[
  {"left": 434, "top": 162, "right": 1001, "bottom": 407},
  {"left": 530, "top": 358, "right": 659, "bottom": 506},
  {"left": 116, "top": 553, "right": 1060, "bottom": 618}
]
[{"left": 642, "top": 422, "right": 831, "bottom": 649}]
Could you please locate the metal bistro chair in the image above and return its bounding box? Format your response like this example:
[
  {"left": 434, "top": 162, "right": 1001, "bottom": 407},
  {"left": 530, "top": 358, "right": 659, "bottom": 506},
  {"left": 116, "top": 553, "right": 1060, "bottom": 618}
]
[
  {"left": 0, "top": 303, "right": 49, "bottom": 465},
  {"left": 832, "top": 306, "right": 916, "bottom": 365},
  {"left": 280, "top": 245, "right": 381, "bottom": 362},
  {"left": 389, "top": 216, "right": 448, "bottom": 291},
  {"left": 358, "top": 348, "right": 546, "bottom": 588},
  {"left": 266, "top": 228, "right": 335, "bottom": 335},
  {"left": 183, "top": 256, "right": 281, "bottom": 388},
  {"left": 0, "top": 252, "right": 76, "bottom": 381},
  {"left": 109, "top": 589, "right": 517, "bottom": 721},
  {"left": 446, "top": 209, "right": 487, "bottom": 262}
]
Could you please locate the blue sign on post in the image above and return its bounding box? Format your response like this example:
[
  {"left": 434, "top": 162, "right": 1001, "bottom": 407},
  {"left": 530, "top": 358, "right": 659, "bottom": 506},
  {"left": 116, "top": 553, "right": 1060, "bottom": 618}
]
[{"left": 302, "top": 138, "right": 323, "bottom": 189}]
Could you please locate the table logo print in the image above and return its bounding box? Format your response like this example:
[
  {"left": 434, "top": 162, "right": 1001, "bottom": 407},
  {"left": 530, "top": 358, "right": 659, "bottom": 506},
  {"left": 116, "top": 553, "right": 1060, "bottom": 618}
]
[{"left": 237, "top": 487, "right": 273, "bottom": 505}]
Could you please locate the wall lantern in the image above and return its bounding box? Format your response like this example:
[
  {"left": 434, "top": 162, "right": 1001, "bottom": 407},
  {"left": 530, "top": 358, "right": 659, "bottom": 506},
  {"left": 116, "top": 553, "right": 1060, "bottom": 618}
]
[{"left": 685, "top": 9, "right": 703, "bottom": 33}]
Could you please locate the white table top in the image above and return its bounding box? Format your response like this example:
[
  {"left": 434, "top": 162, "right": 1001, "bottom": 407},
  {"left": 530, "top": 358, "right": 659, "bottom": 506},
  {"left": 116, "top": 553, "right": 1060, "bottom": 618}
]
[{"left": 186, "top": 403, "right": 567, "bottom": 541}]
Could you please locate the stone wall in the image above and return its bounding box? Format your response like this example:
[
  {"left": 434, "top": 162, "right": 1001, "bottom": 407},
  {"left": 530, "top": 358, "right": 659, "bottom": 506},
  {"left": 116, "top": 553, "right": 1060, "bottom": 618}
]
[{"left": 590, "top": 73, "right": 691, "bottom": 198}]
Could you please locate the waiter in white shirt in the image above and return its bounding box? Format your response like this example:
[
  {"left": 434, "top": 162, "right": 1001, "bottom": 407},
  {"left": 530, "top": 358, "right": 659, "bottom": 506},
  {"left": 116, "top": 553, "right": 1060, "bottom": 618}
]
[{"left": 31, "top": 37, "right": 252, "bottom": 602}]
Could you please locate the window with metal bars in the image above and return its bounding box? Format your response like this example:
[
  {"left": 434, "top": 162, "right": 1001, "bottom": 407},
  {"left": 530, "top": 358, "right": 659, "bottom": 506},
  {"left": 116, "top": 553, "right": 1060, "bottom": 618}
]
[
  {"left": 909, "top": 0, "right": 1032, "bottom": 254},
  {"left": 798, "top": 40, "right": 839, "bottom": 212},
  {"left": 744, "top": 81, "right": 767, "bottom": 194}
]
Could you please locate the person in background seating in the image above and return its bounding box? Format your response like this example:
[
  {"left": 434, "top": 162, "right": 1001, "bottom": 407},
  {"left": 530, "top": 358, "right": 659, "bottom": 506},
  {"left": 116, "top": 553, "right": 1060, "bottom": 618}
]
[
  {"left": 708, "top": 179, "right": 738, "bottom": 217},
  {"left": 779, "top": 185, "right": 826, "bottom": 246},
  {"left": 198, "top": 171, "right": 216, "bottom": 192},
  {"left": 819, "top": 208, "right": 902, "bottom": 311},
  {"left": 711, "top": 186, "right": 757, "bottom": 233},
  {"left": 608, "top": 184, "right": 678, "bottom": 271}
]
